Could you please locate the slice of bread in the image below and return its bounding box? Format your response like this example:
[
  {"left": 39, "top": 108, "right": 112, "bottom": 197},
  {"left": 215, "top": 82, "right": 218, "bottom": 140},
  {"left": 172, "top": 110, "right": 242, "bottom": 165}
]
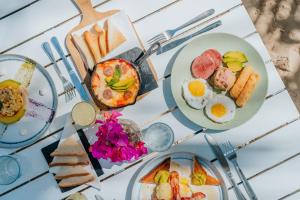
[
  {"left": 55, "top": 166, "right": 90, "bottom": 180},
  {"left": 50, "top": 155, "right": 89, "bottom": 167},
  {"left": 93, "top": 24, "right": 107, "bottom": 57},
  {"left": 84, "top": 30, "right": 102, "bottom": 63},
  {"left": 99, "top": 29, "right": 107, "bottom": 56},
  {"left": 50, "top": 137, "right": 86, "bottom": 157},
  {"left": 59, "top": 174, "right": 95, "bottom": 188},
  {"left": 192, "top": 157, "right": 220, "bottom": 186},
  {"left": 72, "top": 34, "right": 95, "bottom": 71},
  {"left": 140, "top": 158, "right": 170, "bottom": 183},
  {"left": 105, "top": 19, "right": 126, "bottom": 52}
]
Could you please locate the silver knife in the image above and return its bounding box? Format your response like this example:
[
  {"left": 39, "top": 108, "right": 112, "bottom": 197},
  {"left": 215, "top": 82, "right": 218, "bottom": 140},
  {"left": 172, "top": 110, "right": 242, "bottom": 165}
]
[
  {"left": 204, "top": 134, "right": 247, "bottom": 200},
  {"left": 157, "top": 20, "right": 222, "bottom": 55},
  {"left": 50, "top": 36, "right": 90, "bottom": 102}
]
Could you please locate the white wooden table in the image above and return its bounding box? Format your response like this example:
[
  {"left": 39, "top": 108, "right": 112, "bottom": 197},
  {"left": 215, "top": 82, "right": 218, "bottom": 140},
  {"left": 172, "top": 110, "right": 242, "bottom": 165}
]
[{"left": 0, "top": 0, "right": 300, "bottom": 199}]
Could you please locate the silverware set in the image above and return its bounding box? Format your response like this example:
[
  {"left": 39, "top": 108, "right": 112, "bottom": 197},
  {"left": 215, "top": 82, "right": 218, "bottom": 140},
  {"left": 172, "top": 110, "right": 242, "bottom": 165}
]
[
  {"left": 222, "top": 141, "right": 258, "bottom": 200},
  {"left": 147, "top": 8, "right": 215, "bottom": 45},
  {"left": 42, "top": 42, "right": 76, "bottom": 102},
  {"left": 147, "top": 8, "right": 222, "bottom": 54},
  {"left": 205, "top": 134, "right": 257, "bottom": 200}
]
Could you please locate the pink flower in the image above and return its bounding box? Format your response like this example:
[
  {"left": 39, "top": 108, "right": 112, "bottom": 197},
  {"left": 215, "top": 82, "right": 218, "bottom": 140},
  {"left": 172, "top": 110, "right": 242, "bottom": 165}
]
[{"left": 90, "top": 111, "right": 148, "bottom": 162}]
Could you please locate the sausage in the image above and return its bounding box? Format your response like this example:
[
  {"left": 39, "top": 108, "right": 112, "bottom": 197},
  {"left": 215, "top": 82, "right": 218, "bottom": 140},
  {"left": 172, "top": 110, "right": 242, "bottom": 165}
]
[
  {"left": 103, "top": 66, "right": 113, "bottom": 76},
  {"left": 230, "top": 66, "right": 254, "bottom": 99},
  {"left": 236, "top": 72, "right": 259, "bottom": 107},
  {"left": 123, "top": 91, "right": 132, "bottom": 100},
  {"left": 103, "top": 89, "right": 112, "bottom": 100},
  {"left": 121, "top": 64, "right": 129, "bottom": 74}
]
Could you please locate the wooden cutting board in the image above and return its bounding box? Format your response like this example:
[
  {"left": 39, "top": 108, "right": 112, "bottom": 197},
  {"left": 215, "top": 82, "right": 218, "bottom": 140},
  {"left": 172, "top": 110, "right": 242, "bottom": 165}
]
[
  {"left": 66, "top": 0, "right": 119, "bottom": 81},
  {"left": 66, "top": 0, "right": 157, "bottom": 83}
]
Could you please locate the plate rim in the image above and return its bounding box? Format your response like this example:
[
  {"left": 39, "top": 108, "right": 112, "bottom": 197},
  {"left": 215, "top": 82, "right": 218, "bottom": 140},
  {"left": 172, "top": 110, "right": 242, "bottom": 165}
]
[
  {"left": 130, "top": 151, "right": 228, "bottom": 200},
  {"left": 170, "top": 32, "right": 268, "bottom": 130},
  {"left": 0, "top": 54, "right": 58, "bottom": 148}
]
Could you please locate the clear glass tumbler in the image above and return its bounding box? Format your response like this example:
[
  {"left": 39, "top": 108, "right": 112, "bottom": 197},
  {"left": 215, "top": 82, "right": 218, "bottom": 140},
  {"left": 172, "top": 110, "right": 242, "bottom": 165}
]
[{"left": 0, "top": 155, "right": 21, "bottom": 185}]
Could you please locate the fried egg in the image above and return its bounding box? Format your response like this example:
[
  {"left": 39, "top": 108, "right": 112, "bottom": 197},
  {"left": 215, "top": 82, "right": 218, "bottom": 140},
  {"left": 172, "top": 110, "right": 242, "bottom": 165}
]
[
  {"left": 182, "top": 78, "right": 212, "bottom": 109},
  {"left": 205, "top": 95, "right": 236, "bottom": 123}
]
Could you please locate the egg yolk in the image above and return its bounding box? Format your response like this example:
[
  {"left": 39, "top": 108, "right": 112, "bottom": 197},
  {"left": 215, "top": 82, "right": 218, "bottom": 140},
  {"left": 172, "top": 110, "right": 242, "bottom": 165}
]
[
  {"left": 211, "top": 103, "right": 227, "bottom": 118},
  {"left": 188, "top": 80, "right": 205, "bottom": 96}
]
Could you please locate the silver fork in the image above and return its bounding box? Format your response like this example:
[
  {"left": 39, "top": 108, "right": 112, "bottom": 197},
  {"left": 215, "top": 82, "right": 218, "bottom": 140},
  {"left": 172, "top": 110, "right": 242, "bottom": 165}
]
[
  {"left": 222, "top": 141, "right": 258, "bottom": 200},
  {"left": 42, "top": 42, "right": 76, "bottom": 102},
  {"left": 147, "top": 8, "right": 215, "bottom": 45}
]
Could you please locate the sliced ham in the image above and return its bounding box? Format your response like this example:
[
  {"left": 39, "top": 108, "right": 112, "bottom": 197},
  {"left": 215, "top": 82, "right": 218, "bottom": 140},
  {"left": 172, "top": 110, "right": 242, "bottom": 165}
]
[{"left": 191, "top": 49, "right": 222, "bottom": 79}]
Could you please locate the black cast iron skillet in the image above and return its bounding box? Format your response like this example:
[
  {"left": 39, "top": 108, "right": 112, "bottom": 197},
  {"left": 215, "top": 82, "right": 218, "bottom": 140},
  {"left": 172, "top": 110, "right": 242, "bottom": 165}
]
[{"left": 90, "top": 42, "right": 161, "bottom": 109}]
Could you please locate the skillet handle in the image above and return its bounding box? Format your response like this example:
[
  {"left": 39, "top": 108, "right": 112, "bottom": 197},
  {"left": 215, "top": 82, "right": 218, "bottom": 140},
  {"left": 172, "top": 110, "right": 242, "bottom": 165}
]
[{"left": 134, "top": 42, "right": 161, "bottom": 66}]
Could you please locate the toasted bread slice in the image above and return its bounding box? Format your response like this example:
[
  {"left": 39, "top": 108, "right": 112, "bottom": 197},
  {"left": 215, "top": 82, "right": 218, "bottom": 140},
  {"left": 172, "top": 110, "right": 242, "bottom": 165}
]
[
  {"left": 105, "top": 19, "right": 126, "bottom": 52},
  {"left": 50, "top": 156, "right": 89, "bottom": 167},
  {"left": 99, "top": 29, "right": 107, "bottom": 56},
  {"left": 93, "top": 24, "right": 107, "bottom": 57},
  {"left": 192, "top": 157, "right": 220, "bottom": 186},
  {"left": 55, "top": 166, "right": 90, "bottom": 180},
  {"left": 140, "top": 158, "right": 170, "bottom": 183},
  {"left": 50, "top": 137, "right": 86, "bottom": 157},
  {"left": 84, "top": 30, "right": 102, "bottom": 63},
  {"left": 72, "top": 34, "right": 95, "bottom": 71},
  {"left": 59, "top": 174, "right": 95, "bottom": 188}
]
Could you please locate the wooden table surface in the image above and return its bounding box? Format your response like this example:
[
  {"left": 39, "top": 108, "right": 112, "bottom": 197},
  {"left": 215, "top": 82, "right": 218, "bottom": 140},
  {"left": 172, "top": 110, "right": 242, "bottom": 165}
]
[{"left": 0, "top": 0, "right": 300, "bottom": 199}]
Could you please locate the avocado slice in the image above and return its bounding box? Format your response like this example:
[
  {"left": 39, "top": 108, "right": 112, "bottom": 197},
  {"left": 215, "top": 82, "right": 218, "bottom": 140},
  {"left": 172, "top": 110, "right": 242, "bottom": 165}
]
[
  {"left": 226, "top": 61, "right": 243, "bottom": 72},
  {"left": 112, "top": 78, "right": 135, "bottom": 88},
  {"left": 223, "top": 51, "right": 248, "bottom": 63}
]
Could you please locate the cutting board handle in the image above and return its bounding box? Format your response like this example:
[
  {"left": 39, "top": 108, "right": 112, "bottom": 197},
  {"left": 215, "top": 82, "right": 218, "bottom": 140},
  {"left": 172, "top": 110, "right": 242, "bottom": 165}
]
[
  {"left": 73, "top": 0, "right": 119, "bottom": 25},
  {"left": 73, "top": 0, "right": 100, "bottom": 23}
]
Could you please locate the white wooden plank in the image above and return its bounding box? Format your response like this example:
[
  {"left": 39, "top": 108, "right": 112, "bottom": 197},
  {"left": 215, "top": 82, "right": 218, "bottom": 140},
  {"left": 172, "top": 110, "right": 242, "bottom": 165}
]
[
  {"left": 10, "top": 89, "right": 296, "bottom": 198},
  {"left": 136, "top": 5, "right": 256, "bottom": 80},
  {"left": 0, "top": 0, "right": 176, "bottom": 53},
  {"left": 2, "top": 174, "right": 63, "bottom": 200},
  {"left": 0, "top": 0, "right": 37, "bottom": 18},
  {"left": 0, "top": 84, "right": 295, "bottom": 190},
  {"left": 236, "top": 155, "right": 300, "bottom": 200},
  {"left": 134, "top": 0, "right": 242, "bottom": 48},
  {"left": 0, "top": 133, "right": 59, "bottom": 194},
  {"left": 284, "top": 191, "right": 300, "bottom": 200},
  {"left": 223, "top": 119, "right": 300, "bottom": 194}
]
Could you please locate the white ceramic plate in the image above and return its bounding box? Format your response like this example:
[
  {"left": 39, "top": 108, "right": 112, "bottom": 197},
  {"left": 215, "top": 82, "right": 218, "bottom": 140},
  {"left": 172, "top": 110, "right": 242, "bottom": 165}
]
[
  {"left": 171, "top": 33, "right": 268, "bottom": 130},
  {"left": 0, "top": 55, "right": 57, "bottom": 148},
  {"left": 130, "top": 152, "right": 228, "bottom": 200}
]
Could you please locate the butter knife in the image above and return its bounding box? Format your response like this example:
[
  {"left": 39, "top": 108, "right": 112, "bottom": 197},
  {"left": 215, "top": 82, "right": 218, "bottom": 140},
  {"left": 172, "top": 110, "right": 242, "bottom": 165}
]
[
  {"left": 50, "top": 36, "right": 90, "bottom": 102},
  {"left": 157, "top": 20, "right": 222, "bottom": 55},
  {"left": 204, "top": 134, "right": 247, "bottom": 200}
]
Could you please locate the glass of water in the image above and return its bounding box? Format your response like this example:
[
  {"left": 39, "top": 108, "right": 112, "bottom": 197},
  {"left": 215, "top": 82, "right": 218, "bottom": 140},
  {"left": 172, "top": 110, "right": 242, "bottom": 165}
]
[
  {"left": 0, "top": 155, "right": 21, "bottom": 185},
  {"left": 142, "top": 122, "right": 174, "bottom": 152}
]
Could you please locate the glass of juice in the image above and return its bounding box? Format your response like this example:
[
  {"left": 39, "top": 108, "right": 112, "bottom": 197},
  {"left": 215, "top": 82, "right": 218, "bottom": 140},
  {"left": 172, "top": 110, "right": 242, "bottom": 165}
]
[{"left": 71, "top": 101, "right": 97, "bottom": 127}]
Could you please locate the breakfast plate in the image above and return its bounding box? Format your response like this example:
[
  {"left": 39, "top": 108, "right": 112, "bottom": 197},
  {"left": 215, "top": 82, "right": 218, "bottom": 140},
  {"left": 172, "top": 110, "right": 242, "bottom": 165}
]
[
  {"left": 171, "top": 33, "right": 268, "bottom": 130},
  {"left": 130, "top": 152, "right": 228, "bottom": 200},
  {"left": 0, "top": 54, "right": 58, "bottom": 148}
]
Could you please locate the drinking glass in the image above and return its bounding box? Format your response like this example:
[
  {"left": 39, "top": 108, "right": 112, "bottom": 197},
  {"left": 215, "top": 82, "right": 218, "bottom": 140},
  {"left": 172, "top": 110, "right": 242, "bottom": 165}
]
[
  {"left": 142, "top": 122, "right": 174, "bottom": 152},
  {"left": 0, "top": 155, "right": 21, "bottom": 185}
]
